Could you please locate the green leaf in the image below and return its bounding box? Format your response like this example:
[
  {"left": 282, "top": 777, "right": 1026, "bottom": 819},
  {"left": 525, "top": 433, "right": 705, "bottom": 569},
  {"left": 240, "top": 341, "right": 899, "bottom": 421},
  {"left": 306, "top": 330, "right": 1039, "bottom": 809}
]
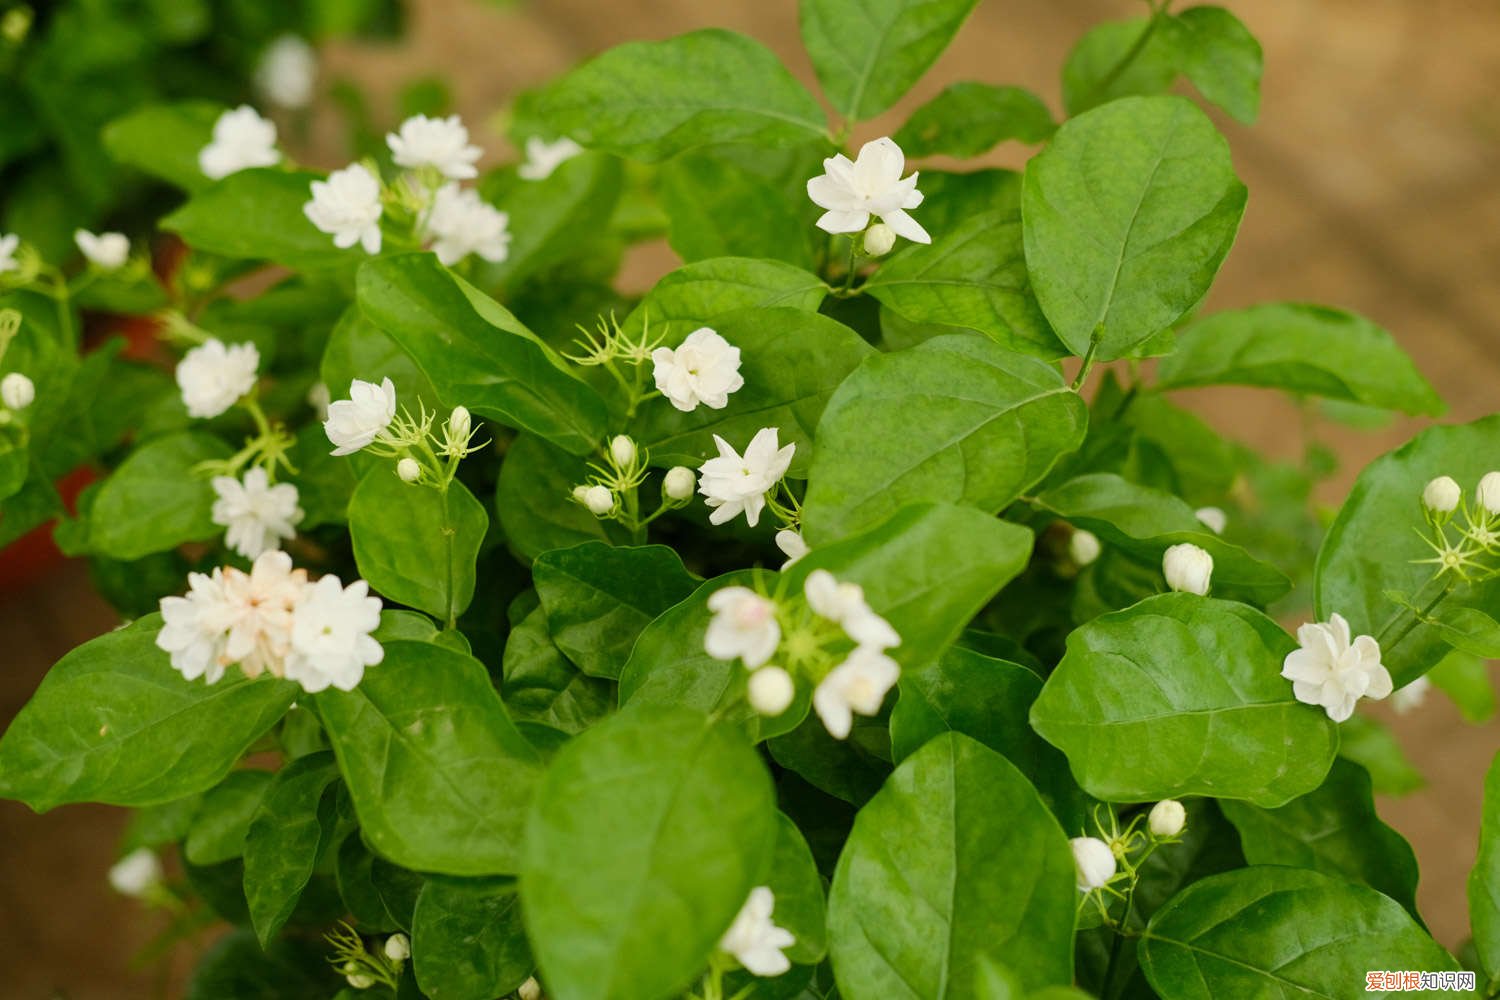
[
  {"left": 864, "top": 210, "right": 1064, "bottom": 360},
  {"left": 1316, "top": 415, "right": 1500, "bottom": 685},
  {"left": 1428, "top": 648, "right": 1496, "bottom": 723},
  {"left": 1156, "top": 304, "right": 1443, "bottom": 416},
  {"left": 103, "top": 100, "right": 223, "bottom": 192},
  {"left": 659, "top": 152, "right": 818, "bottom": 268},
  {"left": 349, "top": 471, "right": 488, "bottom": 622},
  {"left": 479, "top": 151, "right": 625, "bottom": 291},
  {"left": 800, "top": 0, "right": 980, "bottom": 122},
  {"left": 320, "top": 305, "right": 442, "bottom": 415},
  {"left": 520, "top": 29, "right": 827, "bottom": 161},
  {"left": 1139, "top": 867, "right": 1457, "bottom": 998},
  {"left": 164, "top": 169, "right": 360, "bottom": 269},
  {"left": 494, "top": 433, "right": 626, "bottom": 561},
  {"left": 620, "top": 256, "right": 828, "bottom": 347},
  {"left": 1030, "top": 593, "right": 1338, "bottom": 807},
  {"left": 0, "top": 616, "right": 297, "bottom": 811},
  {"left": 87, "top": 431, "right": 233, "bottom": 559},
  {"left": 1470, "top": 751, "right": 1500, "bottom": 984},
  {"left": 1220, "top": 758, "right": 1421, "bottom": 919},
  {"left": 315, "top": 641, "right": 544, "bottom": 875},
  {"left": 1032, "top": 473, "right": 1291, "bottom": 605},
  {"left": 1061, "top": 16, "right": 1181, "bottom": 116},
  {"left": 630, "top": 308, "right": 874, "bottom": 478},
  {"left": 521, "top": 705, "right": 777, "bottom": 1000},
  {"left": 412, "top": 876, "right": 534, "bottom": 1000},
  {"left": 1022, "top": 96, "right": 1246, "bottom": 360},
  {"left": 532, "top": 541, "right": 697, "bottom": 679},
  {"left": 501, "top": 602, "right": 614, "bottom": 735},
  {"left": 1337, "top": 715, "right": 1425, "bottom": 797},
  {"left": 894, "top": 83, "right": 1055, "bottom": 158},
  {"left": 768, "top": 812, "right": 828, "bottom": 965},
  {"left": 287, "top": 425, "right": 357, "bottom": 529},
  {"left": 1172, "top": 6, "right": 1263, "bottom": 125},
  {"left": 828, "top": 733, "right": 1076, "bottom": 997},
  {"left": 184, "top": 770, "right": 273, "bottom": 866},
  {"left": 357, "top": 253, "right": 608, "bottom": 455},
  {"left": 243, "top": 752, "right": 342, "bottom": 947},
  {"left": 802, "top": 335, "right": 1085, "bottom": 543}
]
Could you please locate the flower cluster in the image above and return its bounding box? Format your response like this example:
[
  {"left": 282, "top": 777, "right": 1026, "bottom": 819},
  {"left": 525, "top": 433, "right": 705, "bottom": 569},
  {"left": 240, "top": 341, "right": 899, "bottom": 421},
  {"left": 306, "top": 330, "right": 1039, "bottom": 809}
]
[
  {"left": 571, "top": 433, "right": 696, "bottom": 536},
  {"left": 326, "top": 922, "right": 408, "bottom": 992},
  {"left": 323, "top": 377, "right": 482, "bottom": 492},
  {"left": 704, "top": 568, "right": 901, "bottom": 738},
  {"left": 1414, "top": 471, "right": 1500, "bottom": 581},
  {"left": 1072, "top": 800, "right": 1186, "bottom": 922}
]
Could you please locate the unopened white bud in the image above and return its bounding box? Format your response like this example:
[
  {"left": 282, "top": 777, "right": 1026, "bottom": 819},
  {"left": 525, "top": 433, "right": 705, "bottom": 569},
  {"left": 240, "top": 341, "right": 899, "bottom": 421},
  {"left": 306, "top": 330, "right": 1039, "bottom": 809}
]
[
  {"left": 108, "top": 848, "right": 163, "bottom": 898},
  {"left": 863, "top": 223, "right": 896, "bottom": 257},
  {"left": 383, "top": 932, "right": 410, "bottom": 961},
  {"left": 571, "top": 484, "right": 591, "bottom": 503},
  {"left": 1148, "top": 799, "right": 1186, "bottom": 838},
  {"left": 1423, "top": 476, "right": 1461, "bottom": 514},
  {"left": 347, "top": 973, "right": 376, "bottom": 989},
  {"left": 518, "top": 978, "right": 542, "bottom": 1000},
  {"left": 609, "top": 434, "right": 637, "bottom": 468},
  {"left": 1070, "top": 836, "right": 1116, "bottom": 892},
  {"left": 1163, "top": 543, "right": 1213, "bottom": 596},
  {"left": 1194, "top": 506, "right": 1227, "bottom": 535},
  {"left": 663, "top": 466, "right": 695, "bottom": 501},
  {"left": 1069, "top": 529, "right": 1101, "bottom": 566},
  {"left": 1, "top": 371, "right": 33, "bottom": 410},
  {"left": 583, "top": 485, "right": 614, "bottom": 516},
  {"left": 747, "top": 666, "right": 795, "bottom": 716},
  {"left": 447, "top": 405, "right": 471, "bottom": 442},
  {"left": 397, "top": 458, "right": 421, "bottom": 483},
  {"left": 1477, "top": 472, "right": 1500, "bottom": 516}
]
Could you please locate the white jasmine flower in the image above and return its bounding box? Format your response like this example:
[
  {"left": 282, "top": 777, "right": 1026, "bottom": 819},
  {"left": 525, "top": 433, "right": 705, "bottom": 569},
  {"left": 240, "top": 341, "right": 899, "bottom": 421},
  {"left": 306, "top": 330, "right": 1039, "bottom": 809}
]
[
  {"left": 609, "top": 434, "right": 637, "bottom": 468},
  {"left": 863, "top": 222, "right": 896, "bottom": 256},
  {"left": 0, "top": 233, "right": 19, "bottom": 273},
  {"left": 383, "top": 933, "right": 410, "bottom": 962},
  {"left": 198, "top": 105, "right": 281, "bottom": 180},
  {"left": 719, "top": 886, "right": 795, "bottom": 977},
  {"left": 803, "top": 569, "right": 899, "bottom": 651},
  {"left": 697, "top": 427, "right": 795, "bottom": 528},
  {"left": 75, "top": 230, "right": 130, "bottom": 269},
  {"left": 582, "top": 485, "right": 615, "bottom": 516},
  {"left": 388, "top": 114, "right": 482, "bottom": 180},
  {"left": 304, "top": 163, "right": 383, "bottom": 254},
  {"left": 424, "top": 183, "right": 510, "bottom": 265},
  {"left": 1070, "top": 837, "right": 1116, "bottom": 891},
  {"left": 775, "top": 528, "right": 809, "bottom": 569},
  {"left": 651, "top": 327, "right": 744, "bottom": 413},
  {"left": 1281, "top": 613, "right": 1393, "bottom": 722},
  {"left": 255, "top": 35, "right": 316, "bottom": 109},
  {"left": 518, "top": 135, "right": 585, "bottom": 181},
  {"left": 704, "top": 586, "right": 780, "bottom": 668},
  {"left": 1069, "top": 528, "right": 1101, "bottom": 566},
  {"left": 1423, "top": 476, "right": 1461, "bottom": 514},
  {"left": 663, "top": 466, "right": 695, "bottom": 501},
  {"left": 176, "top": 338, "right": 260, "bottom": 420},
  {"left": 306, "top": 381, "right": 331, "bottom": 420},
  {"left": 813, "top": 645, "right": 899, "bottom": 740},
  {"left": 1391, "top": 675, "right": 1431, "bottom": 715},
  {"left": 324, "top": 377, "right": 396, "bottom": 455},
  {"left": 807, "top": 136, "right": 929, "bottom": 244},
  {"left": 1, "top": 371, "right": 34, "bottom": 410},
  {"left": 1478, "top": 472, "right": 1500, "bottom": 516},
  {"left": 747, "top": 666, "right": 796, "bottom": 716},
  {"left": 397, "top": 457, "right": 422, "bottom": 483},
  {"left": 283, "top": 574, "right": 384, "bottom": 693},
  {"left": 156, "top": 551, "right": 308, "bottom": 683},
  {"left": 1162, "top": 543, "right": 1213, "bottom": 596},
  {"left": 1195, "top": 506, "right": 1227, "bottom": 535},
  {"left": 156, "top": 566, "right": 236, "bottom": 683},
  {"left": 211, "top": 467, "right": 302, "bottom": 559},
  {"left": 1148, "top": 799, "right": 1186, "bottom": 838},
  {"left": 108, "top": 848, "right": 163, "bottom": 898}
]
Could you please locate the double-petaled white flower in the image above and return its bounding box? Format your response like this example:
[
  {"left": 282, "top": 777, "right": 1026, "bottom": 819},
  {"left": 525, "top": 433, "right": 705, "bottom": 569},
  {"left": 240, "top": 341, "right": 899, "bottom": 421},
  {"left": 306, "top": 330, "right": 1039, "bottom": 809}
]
[
  {"left": 813, "top": 645, "right": 899, "bottom": 740},
  {"left": 804, "top": 569, "right": 899, "bottom": 651},
  {"left": 305, "top": 164, "right": 383, "bottom": 254},
  {"left": 199, "top": 106, "right": 281, "bottom": 180},
  {"left": 156, "top": 551, "right": 307, "bottom": 683},
  {"left": 75, "top": 230, "right": 129, "bottom": 269},
  {"left": 704, "top": 587, "right": 780, "bottom": 668},
  {"left": 1163, "top": 543, "right": 1213, "bottom": 596},
  {"left": 1280, "top": 612, "right": 1392, "bottom": 722},
  {"left": 518, "top": 135, "right": 584, "bottom": 181},
  {"left": 255, "top": 35, "right": 316, "bottom": 109},
  {"left": 651, "top": 327, "right": 743, "bottom": 413},
  {"left": 424, "top": 183, "right": 510, "bottom": 265},
  {"left": 282, "top": 574, "right": 384, "bottom": 693},
  {"left": 697, "top": 427, "right": 794, "bottom": 528},
  {"left": 1070, "top": 837, "right": 1116, "bottom": 891},
  {"left": 806, "top": 137, "right": 929, "bottom": 244},
  {"left": 0, "top": 233, "right": 19, "bottom": 273},
  {"left": 212, "top": 467, "right": 302, "bottom": 559},
  {"left": 1, "top": 371, "right": 34, "bottom": 411},
  {"left": 719, "top": 886, "right": 795, "bottom": 977},
  {"left": 388, "top": 114, "right": 482, "bottom": 180},
  {"left": 324, "top": 377, "right": 396, "bottom": 455},
  {"left": 177, "top": 338, "right": 260, "bottom": 419}
]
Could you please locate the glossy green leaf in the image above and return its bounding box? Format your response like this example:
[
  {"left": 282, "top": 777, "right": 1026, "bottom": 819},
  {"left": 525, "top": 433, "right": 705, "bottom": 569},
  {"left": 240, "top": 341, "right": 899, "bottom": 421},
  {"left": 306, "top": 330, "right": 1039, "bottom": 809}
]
[
  {"left": 1061, "top": 16, "right": 1181, "bottom": 116},
  {"left": 659, "top": 152, "right": 817, "bottom": 268},
  {"left": 243, "top": 752, "right": 342, "bottom": 946},
  {"left": 768, "top": 812, "right": 828, "bottom": 965},
  {"left": 1157, "top": 304, "right": 1443, "bottom": 416},
  {"left": 480, "top": 151, "right": 625, "bottom": 290},
  {"left": 800, "top": 0, "right": 980, "bottom": 122},
  {"left": 1031, "top": 593, "right": 1338, "bottom": 806},
  {"left": 1139, "top": 867, "right": 1457, "bottom": 998},
  {"left": 1172, "top": 5, "right": 1263, "bottom": 125},
  {"left": 357, "top": 253, "right": 608, "bottom": 455},
  {"left": 1022, "top": 96, "right": 1246, "bottom": 359},
  {"left": 521, "top": 705, "right": 777, "bottom": 1000},
  {"left": 828, "top": 733, "right": 1076, "bottom": 997},
  {"left": 0, "top": 616, "right": 297, "bottom": 811},
  {"left": 87, "top": 431, "right": 233, "bottom": 559},
  {"left": 320, "top": 306, "right": 442, "bottom": 414},
  {"left": 413, "top": 876, "right": 533, "bottom": 1000},
  {"left": 894, "top": 83, "right": 1055, "bottom": 158},
  {"left": 501, "top": 602, "right": 614, "bottom": 735},
  {"left": 494, "top": 433, "right": 627, "bottom": 561},
  {"left": 184, "top": 770, "right": 273, "bottom": 866},
  {"left": 619, "top": 256, "right": 827, "bottom": 347},
  {"left": 315, "top": 641, "right": 544, "bottom": 875},
  {"left": 802, "top": 335, "right": 1085, "bottom": 543},
  {"left": 1470, "top": 751, "right": 1500, "bottom": 984},
  {"left": 164, "top": 169, "right": 359, "bottom": 269},
  {"left": 103, "top": 100, "right": 223, "bottom": 192}
]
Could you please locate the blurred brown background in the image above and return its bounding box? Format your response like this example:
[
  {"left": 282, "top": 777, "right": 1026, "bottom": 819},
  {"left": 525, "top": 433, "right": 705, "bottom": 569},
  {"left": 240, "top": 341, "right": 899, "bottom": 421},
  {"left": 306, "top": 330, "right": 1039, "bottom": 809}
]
[{"left": 2, "top": 0, "right": 1498, "bottom": 995}]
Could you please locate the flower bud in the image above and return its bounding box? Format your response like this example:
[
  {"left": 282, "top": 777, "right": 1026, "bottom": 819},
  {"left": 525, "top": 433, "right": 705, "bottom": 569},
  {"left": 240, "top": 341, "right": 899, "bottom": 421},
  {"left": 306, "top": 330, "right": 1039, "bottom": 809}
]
[
  {"left": 108, "top": 848, "right": 163, "bottom": 898},
  {"left": 1163, "top": 543, "right": 1213, "bottom": 596},
  {"left": 384, "top": 932, "right": 411, "bottom": 962},
  {"left": 610, "top": 434, "right": 637, "bottom": 468},
  {"left": 1423, "top": 476, "right": 1460, "bottom": 514},
  {"left": 1069, "top": 529, "right": 1101, "bottom": 567},
  {"left": 397, "top": 457, "right": 421, "bottom": 483},
  {"left": 518, "top": 978, "right": 542, "bottom": 1000},
  {"left": 1070, "top": 836, "right": 1116, "bottom": 892},
  {"left": 663, "top": 465, "right": 695, "bottom": 501},
  {"left": 583, "top": 485, "right": 614, "bottom": 516},
  {"left": 748, "top": 666, "right": 795, "bottom": 716},
  {"left": 1477, "top": 472, "right": 1500, "bottom": 516},
  {"left": 347, "top": 973, "right": 376, "bottom": 989},
  {"left": 1, "top": 371, "right": 33, "bottom": 410},
  {"left": 447, "top": 405, "right": 471, "bottom": 442},
  {"left": 775, "top": 528, "right": 809, "bottom": 568},
  {"left": 863, "top": 223, "right": 896, "bottom": 257},
  {"left": 1148, "top": 799, "right": 1186, "bottom": 838},
  {"left": 572, "top": 484, "right": 591, "bottom": 504},
  {"left": 1194, "top": 506, "right": 1227, "bottom": 535}
]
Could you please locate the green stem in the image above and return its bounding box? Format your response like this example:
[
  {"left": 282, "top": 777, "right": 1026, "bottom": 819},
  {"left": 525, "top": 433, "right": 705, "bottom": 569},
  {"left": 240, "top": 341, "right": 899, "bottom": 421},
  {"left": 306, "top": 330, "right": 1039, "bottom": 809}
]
[
  {"left": 839, "top": 237, "right": 859, "bottom": 296},
  {"left": 1071, "top": 328, "right": 1105, "bottom": 391},
  {"left": 441, "top": 486, "right": 459, "bottom": 630},
  {"left": 1378, "top": 580, "right": 1455, "bottom": 654},
  {"left": 1101, "top": 881, "right": 1138, "bottom": 1000}
]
